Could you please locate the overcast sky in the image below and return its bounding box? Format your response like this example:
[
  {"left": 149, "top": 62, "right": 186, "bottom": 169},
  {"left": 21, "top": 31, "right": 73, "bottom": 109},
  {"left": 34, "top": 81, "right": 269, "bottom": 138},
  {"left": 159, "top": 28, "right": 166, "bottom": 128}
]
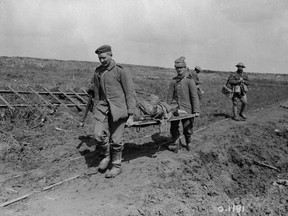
[{"left": 1, "top": 0, "right": 288, "bottom": 73}]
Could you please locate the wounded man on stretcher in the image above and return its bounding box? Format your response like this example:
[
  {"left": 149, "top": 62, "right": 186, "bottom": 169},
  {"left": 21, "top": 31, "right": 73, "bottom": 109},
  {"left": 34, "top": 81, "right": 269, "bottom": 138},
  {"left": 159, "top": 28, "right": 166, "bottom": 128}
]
[{"left": 130, "top": 94, "right": 198, "bottom": 127}]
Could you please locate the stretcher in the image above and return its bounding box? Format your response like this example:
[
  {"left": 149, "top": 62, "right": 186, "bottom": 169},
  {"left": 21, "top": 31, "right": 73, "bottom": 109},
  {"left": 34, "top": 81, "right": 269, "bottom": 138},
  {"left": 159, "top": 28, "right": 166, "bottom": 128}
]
[{"left": 128, "top": 113, "right": 198, "bottom": 131}]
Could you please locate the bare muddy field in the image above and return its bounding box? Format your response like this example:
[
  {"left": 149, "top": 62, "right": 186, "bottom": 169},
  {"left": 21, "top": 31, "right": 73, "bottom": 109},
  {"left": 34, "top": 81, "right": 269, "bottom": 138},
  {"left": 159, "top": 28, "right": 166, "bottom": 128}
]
[{"left": 0, "top": 57, "right": 287, "bottom": 215}]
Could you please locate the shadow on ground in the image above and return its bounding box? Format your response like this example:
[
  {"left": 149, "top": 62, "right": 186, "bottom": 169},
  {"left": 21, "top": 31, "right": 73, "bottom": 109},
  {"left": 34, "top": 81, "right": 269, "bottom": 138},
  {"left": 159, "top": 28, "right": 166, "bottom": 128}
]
[
  {"left": 212, "top": 112, "right": 231, "bottom": 118},
  {"left": 77, "top": 133, "right": 172, "bottom": 168}
]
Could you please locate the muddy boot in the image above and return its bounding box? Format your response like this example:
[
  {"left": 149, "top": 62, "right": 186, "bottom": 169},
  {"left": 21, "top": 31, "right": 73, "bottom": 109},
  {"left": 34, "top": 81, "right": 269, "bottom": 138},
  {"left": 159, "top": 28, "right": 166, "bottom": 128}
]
[
  {"left": 231, "top": 105, "right": 239, "bottom": 121},
  {"left": 239, "top": 103, "right": 247, "bottom": 120},
  {"left": 105, "top": 151, "right": 122, "bottom": 178},
  {"left": 98, "top": 144, "right": 110, "bottom": 171},
  {"left": 168, "top": 144, "right": 179, "bottom": 153},
  {"left": 168, "top": 137, "right": 180, "bottom": 153}
]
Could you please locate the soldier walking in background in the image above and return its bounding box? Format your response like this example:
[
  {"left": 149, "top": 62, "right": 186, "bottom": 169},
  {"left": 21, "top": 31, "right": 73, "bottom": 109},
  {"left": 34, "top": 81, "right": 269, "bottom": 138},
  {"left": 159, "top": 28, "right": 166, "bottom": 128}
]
[
  {"left": 88, "top": 45, "right": 135, "bottom": 178},
  {"left": 188, "top": 66, "right": 204, "bottom": 100},
  {"left": 166, "top": 56, "right": 200, "bottom": 152},
  {"left": 227, "top": 62, "right": 249, "bottom": 121}
]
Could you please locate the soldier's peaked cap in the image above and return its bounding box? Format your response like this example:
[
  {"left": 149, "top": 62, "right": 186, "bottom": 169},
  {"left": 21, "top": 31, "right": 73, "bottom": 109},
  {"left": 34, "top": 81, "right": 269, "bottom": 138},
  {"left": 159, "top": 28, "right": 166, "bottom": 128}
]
[
  {"left": 236, "top": 62, "right": 245, "bottom": 68},
  {"left": 95, "top": 45, "right": 112, "bottom": 54}
]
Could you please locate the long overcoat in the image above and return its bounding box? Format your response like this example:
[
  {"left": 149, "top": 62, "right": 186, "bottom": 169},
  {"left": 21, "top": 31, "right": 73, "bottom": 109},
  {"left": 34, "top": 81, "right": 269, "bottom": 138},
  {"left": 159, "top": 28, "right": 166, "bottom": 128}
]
[
  {"left": 167, "top": 75, "right": 200, "bottom": 114},
  {"left": 89, "top": 59, "right": 135, "bottom": 122}
]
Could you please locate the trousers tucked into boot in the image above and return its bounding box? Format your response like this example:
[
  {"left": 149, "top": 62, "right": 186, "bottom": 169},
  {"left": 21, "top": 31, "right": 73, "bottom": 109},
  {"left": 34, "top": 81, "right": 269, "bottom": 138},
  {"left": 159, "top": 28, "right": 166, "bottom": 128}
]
[
  {"left": 232, "top": 105, "right": 239, "bottom": 121},
  {"left": 105, "top": 151, "right": 122, "bottom": 178},
  {"left": 185, "top": 135, "right": 192, "bottom": 151},
  {"left": 239, "top": 103, "right": 247, "bottom": 119},
  {"left": 168, "top": 135, "right": 180, "bottom": 153},
  {"left": 98, "top": 143, "right": 110, "bottom": 171}
]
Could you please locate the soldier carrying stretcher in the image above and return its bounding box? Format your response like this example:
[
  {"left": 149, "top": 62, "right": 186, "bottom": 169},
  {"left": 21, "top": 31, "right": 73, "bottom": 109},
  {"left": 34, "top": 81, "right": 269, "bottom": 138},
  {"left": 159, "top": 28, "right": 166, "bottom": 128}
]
[
  {"left": 166, "top": 56, "right": 200, "bottom": 152},
  {"left": 87, "top": 45, "right": 135, "bottom": 178}
]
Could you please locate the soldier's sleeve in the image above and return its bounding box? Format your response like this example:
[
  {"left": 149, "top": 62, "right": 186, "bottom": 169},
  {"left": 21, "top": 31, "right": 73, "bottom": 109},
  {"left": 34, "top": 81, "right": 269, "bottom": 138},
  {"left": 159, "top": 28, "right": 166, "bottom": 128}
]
[
  {"left": 119, "top": 67, "right": 136, "bottom": 115},
  {"left": 88, "top": 67, "right": 102, "bottom": 100},
  {"left": 188, "top": 79, "right": 200, "bottom": 114},
  {"left": 87, "top": 71, "right": 96, "bottom": 95},
  {"left": 166, "top": 81, "right": 175, "bottom": 105},
  {"left": 244, "top": 73, "right": 249, "bottom": 86}
]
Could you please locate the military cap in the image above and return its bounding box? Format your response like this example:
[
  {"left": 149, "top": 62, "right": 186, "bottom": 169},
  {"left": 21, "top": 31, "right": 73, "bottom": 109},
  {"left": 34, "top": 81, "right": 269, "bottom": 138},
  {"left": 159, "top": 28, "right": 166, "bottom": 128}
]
[
  {"left": 236, "top": 62, "right": 245, "bottom": 68},
  {"left": 195, "top": 66, "right": 202, "bottom": 72},
  {"left": 95, "top": 45, "right": 112, "bottom": 55},
  {"left": 174, "top": 56, "right": 186, "bottom": 68}
]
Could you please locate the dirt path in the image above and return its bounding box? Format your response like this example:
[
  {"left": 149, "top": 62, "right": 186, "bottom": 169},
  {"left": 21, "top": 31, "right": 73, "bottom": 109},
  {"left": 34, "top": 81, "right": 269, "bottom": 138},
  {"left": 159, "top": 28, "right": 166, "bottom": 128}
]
[{"left": 1, "top": 102, "right": 288, "bottom": 216}]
